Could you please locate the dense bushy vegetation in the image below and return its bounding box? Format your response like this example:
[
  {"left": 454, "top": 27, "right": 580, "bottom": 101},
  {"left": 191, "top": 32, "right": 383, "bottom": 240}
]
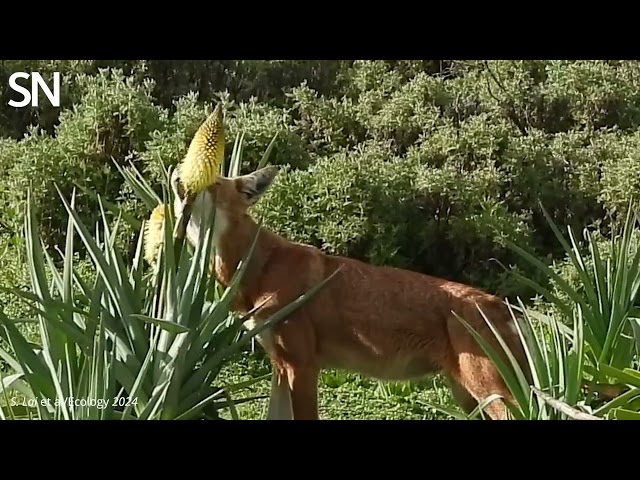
[
  {"left": 1, "top": 59, "right": 640, "bottom": 420},
  {"left": 2, "top": 60, "right": 639, "bottom": 304}
]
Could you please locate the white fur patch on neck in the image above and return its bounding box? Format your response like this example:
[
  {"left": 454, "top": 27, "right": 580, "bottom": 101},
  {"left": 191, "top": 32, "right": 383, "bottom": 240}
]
[{"left": 174, "top": 190, "right": 229, "bottom": 252}]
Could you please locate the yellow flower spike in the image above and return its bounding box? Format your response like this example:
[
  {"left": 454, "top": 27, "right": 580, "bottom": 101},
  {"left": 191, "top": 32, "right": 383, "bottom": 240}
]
[
  {"left": 178, "top": 103, "right": 225, "bottom": 195},
  {"left": 144, "top": 203, "right": 166, "bottom": 265}
]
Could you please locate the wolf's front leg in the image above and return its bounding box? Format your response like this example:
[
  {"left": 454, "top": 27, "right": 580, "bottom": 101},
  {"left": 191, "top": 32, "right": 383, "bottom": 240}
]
[
  {"left": 286, "top": 363, "right": 320, "bottom": 420},
  {"left": 265, "top": 369, "right": 293, "bottom": 420}
]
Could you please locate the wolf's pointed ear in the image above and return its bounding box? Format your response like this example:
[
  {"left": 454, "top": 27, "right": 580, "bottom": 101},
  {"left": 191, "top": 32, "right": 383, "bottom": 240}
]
[{"left": 237, "top": 166, "right": 279, "bottom": 204}]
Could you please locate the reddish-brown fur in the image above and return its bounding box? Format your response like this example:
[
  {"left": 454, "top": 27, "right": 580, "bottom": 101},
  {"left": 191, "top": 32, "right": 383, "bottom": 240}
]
[{"left": 172, "top": 166, "right": 530, "bottom": 420}]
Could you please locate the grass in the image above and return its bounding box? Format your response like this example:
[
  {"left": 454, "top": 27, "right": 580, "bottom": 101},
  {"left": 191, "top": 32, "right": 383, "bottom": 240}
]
[{"left": 214, "top": 350, "right": 456, "bottom": 420}]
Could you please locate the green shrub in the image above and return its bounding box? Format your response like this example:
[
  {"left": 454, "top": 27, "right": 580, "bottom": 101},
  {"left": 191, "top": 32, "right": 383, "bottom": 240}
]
[
  {"left": 0, "top": 240, "right": 30, "bottom": 327},
  {"left": 365, "top": 73, "right": 448, "bottom": 154},
  {"left": 406, "top": 114, "right": 514, "bottom": 168},
  {"left": 254, "top": 143, "right": 414, "bottom": 263},
  {"left": 0, "top": 130, "right": 70, "bottom": 248},
  {"left": 142, "top": 60, "right": 350, "bottom": 109},
  {"left": 584, "top": 130, "right": 640, "bottom": 220},
  {"left": 289, "top": 83, "right": 365, "bottom": 157},
  {"left": 0, "top": 69, "right": 167, "bottom": 252},
  {"left": 543, "top": 60, "right": 640, "bottom": 131},
  {"left": 4, "top": 59, "right": 640, "bottom": 309},
  {"left": 412, "top": 162, "right": 536, "bottom": 296},
  {"left": 224, "top": 97, "right": 310, "bottom": 172}
]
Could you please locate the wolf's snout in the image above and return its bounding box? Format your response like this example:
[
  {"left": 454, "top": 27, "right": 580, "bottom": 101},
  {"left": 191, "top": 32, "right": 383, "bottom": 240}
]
[{"left": 170, "top": 168, "right": 185, "bottom": 201}]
